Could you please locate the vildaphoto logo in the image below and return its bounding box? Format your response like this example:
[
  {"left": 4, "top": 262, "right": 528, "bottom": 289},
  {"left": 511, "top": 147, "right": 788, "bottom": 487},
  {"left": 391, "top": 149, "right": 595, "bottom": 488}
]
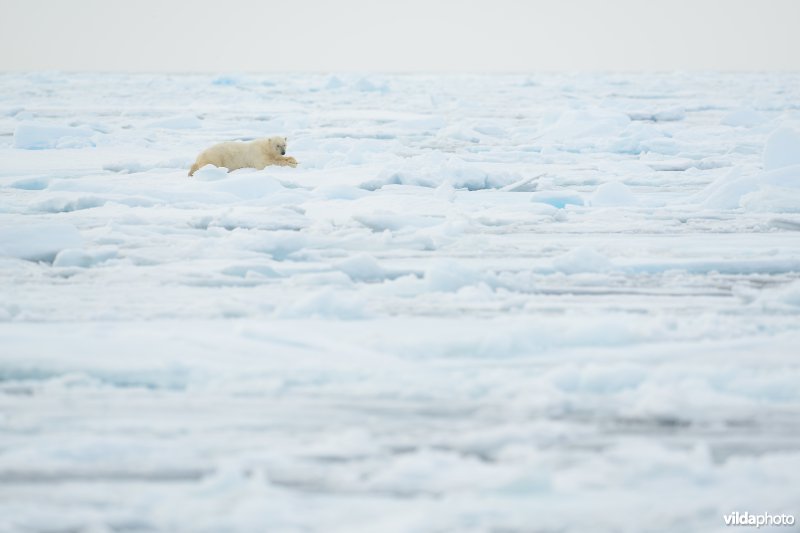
[{"left": 723, "top": 512, "right": 795, "bottom": 528}]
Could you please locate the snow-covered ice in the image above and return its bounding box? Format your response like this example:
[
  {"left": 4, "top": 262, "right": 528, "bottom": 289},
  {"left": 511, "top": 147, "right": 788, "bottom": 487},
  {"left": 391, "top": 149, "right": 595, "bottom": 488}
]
[{"left": 1, "top": 72, "right": 800, "bottom": 532}]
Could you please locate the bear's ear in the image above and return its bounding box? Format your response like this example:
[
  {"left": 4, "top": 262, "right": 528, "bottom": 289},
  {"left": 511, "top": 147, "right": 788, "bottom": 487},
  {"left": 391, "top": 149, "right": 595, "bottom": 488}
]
[{"left": 284, "top": 137, "right": 287, "bottom": 142}]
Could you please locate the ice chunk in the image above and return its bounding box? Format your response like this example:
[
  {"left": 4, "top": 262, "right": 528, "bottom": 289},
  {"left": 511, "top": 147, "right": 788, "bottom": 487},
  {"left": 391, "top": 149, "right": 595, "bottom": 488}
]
[
  {"left": 207, "top": 174, "right": 284, "bottom": 199},
  {"left": 220, "top": 263, "right": 280, "bottom": 278},
  {"left": 392, "top": 115, "right": 446, "bottom": 131},
  {"left": 755, "top": 280, "right": 800, "bottom": 310},
  {"left": 13, "top": 123, "right": 95, "bottom": 149},
  {"left": 721, "top": 108, "right": 766, "bottom": 127},
  {"left": 353, "top": 212, "right": 443, "bottom": 232},
  {"left": 701, "top": 164, "right": 800, "bottom": 210},
  {"left": 540, "top": 109, "right": 631, "bottom": 140},
  {"left": 699, "top": 168, "right": 756, "bottom": 209},
  {"left": 104, "top": 161, "right": 152, "bottom": 173},
  {"left": 439, "top": 124, "right": 482, "bottom": 143},
  {"left": 610, "top": 122, "right": 670, "bottom": 154},
  {"left": 192, "top": 164, "right": 229, "bottom": 181},
  {"left": 552, "top": 247, "right": 614, "bottom": 274},
  {"left": 763, "top": 128, "right": 800, "bottom": 171},
  {"left": 424, "top": 260, "right": 482, "bottom": 292},
  {"left": 474, "top": 124, "right": 507, "bottom": 137},
  {"left": 628, "top": 107, "right": 686, "bottom": 122},
  {"left": 500, "top": 175, "right": 541, "bottom": 192},
  {"left": 530, "top": 190, "right": 585, "bottom": 208},
  {"left": 335, "top": 253, "right": 387, "bottom": 282},
  {"left": 52, "top": 249, "right": 93, "bottom": 268},
  {"left": 700, "top": 128, "right": 800, "bottom": 213},
  {"left": 249, "top": 231, "right": 308, "bottom": 260},
  {"left": 590, "top": 181, "right": 637, "bottom": 207},
  {"left": 354, "top": 78, "right": 389, "bottom": 93},
  {"left": 740, "top": 186, "right": 800, "bottom": 213},
  {"left": 0, "top": 223, "right": 82, "bottom": 261},
  {"left": 312, "top": 184, "right": 368, "bottom": 200},
  {"left": 147, "top": 115, "right": 202, "bottom": 129},
  {"left": 325, "top": 75, "right": 344, "bottom": 89},
  {"left": 774, "top": 281, "right": 800, "bottom": 307},
  {"left": 275, "top": 288, "right": 368, "bottom": 319},
  {"left": 366, "top": 154, "right": 518, "bottom": 191},
  {"left": 52, "top": 248, "right": 117, "bottom": 268},
  {"left": 211, "top": 75, "right": 242, "bottom": 86}
]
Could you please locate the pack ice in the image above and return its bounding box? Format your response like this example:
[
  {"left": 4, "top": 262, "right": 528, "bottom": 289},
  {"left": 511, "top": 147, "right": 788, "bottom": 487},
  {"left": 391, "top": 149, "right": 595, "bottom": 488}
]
[{"left": 1, "top": 72, "right": 799, "bottom": 533}]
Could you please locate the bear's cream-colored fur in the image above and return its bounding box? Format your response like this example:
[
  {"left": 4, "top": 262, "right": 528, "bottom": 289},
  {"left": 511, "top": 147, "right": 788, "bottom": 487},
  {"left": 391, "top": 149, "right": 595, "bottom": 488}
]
[{"left": 189, "top": 136, "right": 297, "bottom": 176}]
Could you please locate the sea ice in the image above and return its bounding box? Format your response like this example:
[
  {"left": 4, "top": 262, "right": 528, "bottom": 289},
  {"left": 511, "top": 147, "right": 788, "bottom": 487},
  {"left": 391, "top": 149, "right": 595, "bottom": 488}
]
[
  {"left": 1, "top": 72, "right": 799, "bottom": 533},
  {"left": 763, "top": 127, "right": 800, "bottom": 171},
  {"left": 13, "top": 122, "right": 95, "bottom": 149},
  {"left": 0, "top": 223, "right": 82, "bottom": 261},
  {"left": 721, "top": 108, "right": 767, "bottom": 128}
]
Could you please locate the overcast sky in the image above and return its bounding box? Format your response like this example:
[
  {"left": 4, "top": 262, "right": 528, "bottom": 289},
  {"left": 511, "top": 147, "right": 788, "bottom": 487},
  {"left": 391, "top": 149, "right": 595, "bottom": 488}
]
[{"left": 1, "top": 0, "right": 798, "bottom": 72}]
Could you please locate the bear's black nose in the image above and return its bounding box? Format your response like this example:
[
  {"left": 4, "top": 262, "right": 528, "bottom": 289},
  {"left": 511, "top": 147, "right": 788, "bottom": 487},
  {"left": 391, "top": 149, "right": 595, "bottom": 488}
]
[{"left": 281, "top": 149, "right": 286, "bottom": 155}]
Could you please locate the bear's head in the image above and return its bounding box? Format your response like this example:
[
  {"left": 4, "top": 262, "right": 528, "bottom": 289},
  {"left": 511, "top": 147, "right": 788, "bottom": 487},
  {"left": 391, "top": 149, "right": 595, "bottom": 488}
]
[{"left": 268, "top": 136, "right": 287, "bottom": 156}]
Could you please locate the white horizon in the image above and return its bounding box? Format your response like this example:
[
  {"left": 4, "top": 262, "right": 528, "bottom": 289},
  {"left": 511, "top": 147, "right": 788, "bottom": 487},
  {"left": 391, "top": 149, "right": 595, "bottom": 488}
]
[{"left": 1, "top": 0, "right": 799, "bottom": 73}]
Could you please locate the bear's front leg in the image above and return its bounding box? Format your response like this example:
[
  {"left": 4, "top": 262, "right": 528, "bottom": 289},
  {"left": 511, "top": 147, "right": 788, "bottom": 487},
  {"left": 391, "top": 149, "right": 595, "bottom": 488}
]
[{"left": 280, "top": 156, "right": 298, "bottom": 168}]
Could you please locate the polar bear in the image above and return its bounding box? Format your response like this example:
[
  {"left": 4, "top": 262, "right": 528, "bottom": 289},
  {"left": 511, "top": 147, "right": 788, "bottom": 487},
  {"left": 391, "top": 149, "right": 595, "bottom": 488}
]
[{"left": 188, "top": 136, "right": 297, "bottom": 176}]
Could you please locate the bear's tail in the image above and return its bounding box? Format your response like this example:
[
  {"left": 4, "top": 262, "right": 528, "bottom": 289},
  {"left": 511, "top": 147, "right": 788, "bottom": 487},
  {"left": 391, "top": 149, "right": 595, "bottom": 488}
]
[{"left": 188, "top": 162, "right": 200, "bottom": 177}]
